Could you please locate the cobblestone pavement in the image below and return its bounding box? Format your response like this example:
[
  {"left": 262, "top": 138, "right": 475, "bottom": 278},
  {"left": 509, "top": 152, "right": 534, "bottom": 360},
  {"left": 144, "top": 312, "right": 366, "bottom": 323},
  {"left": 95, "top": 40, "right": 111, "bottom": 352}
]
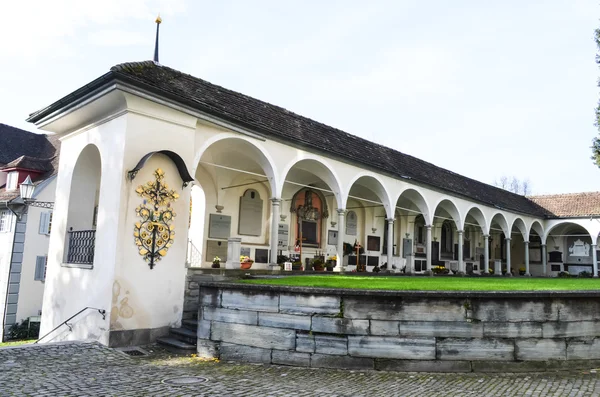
[{"left": 2, "top": 342, "right": 600, "bottom": 396}]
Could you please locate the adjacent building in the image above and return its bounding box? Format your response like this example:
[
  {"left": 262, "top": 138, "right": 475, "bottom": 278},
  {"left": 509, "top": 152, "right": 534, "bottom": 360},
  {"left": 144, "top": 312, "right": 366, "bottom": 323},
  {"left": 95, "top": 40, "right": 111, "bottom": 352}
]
[{"left": 0, "top": 123, "right": 59, "bottom": 340}]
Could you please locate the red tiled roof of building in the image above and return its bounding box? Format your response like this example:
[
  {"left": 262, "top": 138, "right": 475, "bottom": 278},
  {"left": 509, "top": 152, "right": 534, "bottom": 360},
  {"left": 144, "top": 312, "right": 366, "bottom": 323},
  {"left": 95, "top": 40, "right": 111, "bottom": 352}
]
[{"left": 528, "top": 192, "right": 600, "bottom": 218}]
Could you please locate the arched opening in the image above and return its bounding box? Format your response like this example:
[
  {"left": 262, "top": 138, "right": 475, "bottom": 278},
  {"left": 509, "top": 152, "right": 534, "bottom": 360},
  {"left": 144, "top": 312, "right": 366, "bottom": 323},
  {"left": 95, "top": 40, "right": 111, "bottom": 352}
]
[
  {"left": 441, "top": 220, "right": 454, "bottom": 257},
  {"left": 281, "top": 158, "right": 341, "bottom": 271},
  {"left": 64, "top": 144, "right": 102, "bottom": 266},
  {"left": 464, "top": 206, "right": 488, "bottom": 273},
  {"left": 395, "top": 188, "right": 430, "bottom": 273},
  {"left": 489, "top": 213, "right": 509, "bottom": 274},
  {"left": 194, "top": 137, "right": 276, "bottom": 269},
  {"left": 545, "top": 222, "right": 598, "bottom": 276}
]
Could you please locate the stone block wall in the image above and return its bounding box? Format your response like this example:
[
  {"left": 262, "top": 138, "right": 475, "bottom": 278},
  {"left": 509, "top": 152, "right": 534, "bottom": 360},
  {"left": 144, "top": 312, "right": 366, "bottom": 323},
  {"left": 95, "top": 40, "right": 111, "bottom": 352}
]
[{"left": 196, "top": 283, "right": 600, "bottom": 372}]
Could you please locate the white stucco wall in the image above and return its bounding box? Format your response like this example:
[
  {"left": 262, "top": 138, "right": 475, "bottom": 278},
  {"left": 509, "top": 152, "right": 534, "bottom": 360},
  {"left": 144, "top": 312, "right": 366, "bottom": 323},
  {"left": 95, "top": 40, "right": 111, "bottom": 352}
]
[{"left": 0, "top": 210, "right": 16, "bottom": 340}]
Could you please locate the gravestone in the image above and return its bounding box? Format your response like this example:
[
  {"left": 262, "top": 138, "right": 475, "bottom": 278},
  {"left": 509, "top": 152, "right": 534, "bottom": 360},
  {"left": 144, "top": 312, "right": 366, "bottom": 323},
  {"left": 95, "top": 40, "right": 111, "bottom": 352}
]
[
  {"left": 240, "top": 247, "right": 251, "bottom": 257},
  {"left": 402, "top": 238, "right": 413, "bottom": 258},
  {"left": 277, "top": 224, "right": 289, "bottom": 248},
  {"left": 238, "top": 190, "right": 263, "bottom": 236},
  {"left": 206, "top": 240, "right": 228, "bottom": 262},
  {"left": 255, "top": 249, "right": 269, "bottom": 263},
  {"left": 327, "top": 230, "right": 338, "bottom": 246},
  {"left": 209, "top": 214, "right": 231, "bottom": 239}
]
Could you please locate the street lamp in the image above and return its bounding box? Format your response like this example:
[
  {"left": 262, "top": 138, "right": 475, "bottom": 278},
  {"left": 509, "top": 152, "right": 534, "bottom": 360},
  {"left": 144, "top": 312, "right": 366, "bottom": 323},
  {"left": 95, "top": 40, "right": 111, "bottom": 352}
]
[{"left": 18, "top": 175, "right": 54, "bottom": 209}]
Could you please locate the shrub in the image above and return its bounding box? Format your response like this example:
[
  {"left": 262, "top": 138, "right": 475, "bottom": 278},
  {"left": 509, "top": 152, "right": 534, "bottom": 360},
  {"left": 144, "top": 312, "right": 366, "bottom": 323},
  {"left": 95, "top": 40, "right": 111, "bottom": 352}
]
[
  {"left": 6, "top": 319, "right": 39, "bottom": 341},
  {"left": 558, "top": 271, "right": 571, "bottom": 278},
  {"left": 432, "top": 265, "right": 449, "bottom": 275},
  {"left": 579, "top": 271, "right": 592, "bottom": 278}
]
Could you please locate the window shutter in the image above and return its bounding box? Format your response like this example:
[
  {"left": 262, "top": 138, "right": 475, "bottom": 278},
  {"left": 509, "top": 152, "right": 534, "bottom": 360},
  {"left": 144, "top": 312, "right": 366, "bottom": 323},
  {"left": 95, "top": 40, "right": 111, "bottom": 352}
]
[
  {"left": 39, "top": 212, "right": 50, "bottom": 235},
  {"left": 34, "top": 256, "right": 46, "bottom": 281}
]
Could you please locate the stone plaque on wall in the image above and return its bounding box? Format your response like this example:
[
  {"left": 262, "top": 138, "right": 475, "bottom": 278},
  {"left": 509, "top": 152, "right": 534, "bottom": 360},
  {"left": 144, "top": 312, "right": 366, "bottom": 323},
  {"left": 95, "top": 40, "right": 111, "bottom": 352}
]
[
  {"left": 566, "top": 236, "right": 592, "bottom": 264},
  {"left": 209, "top": 214, "right": 231, "bottom": 239},
  {"left": 346, "top": 211, "right": 357, "bottom": 236},
  {"left": 402, "top": 238, "right": 413, "bottom": 258},
  {"left": 238, "top": 190, "right": 263, "bottom": 236},
  {"left": 240, "top": 247, "right": 251, "bottom": 257},
  {"left": 206, "top": 240, "right": 228, "bottom": 262},
  {"left": 255, "top": 248, "right": 269, "bottom": 263},
  {"left": 278, "top": 224, "right": 289, "bottom": 248},
  {"left": 328, "top": 230, "right": 338, "bottom": 246}
]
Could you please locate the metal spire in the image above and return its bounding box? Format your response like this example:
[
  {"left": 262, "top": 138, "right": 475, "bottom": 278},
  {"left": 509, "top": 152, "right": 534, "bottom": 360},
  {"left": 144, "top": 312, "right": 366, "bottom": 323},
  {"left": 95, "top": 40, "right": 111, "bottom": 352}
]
[{"left": 153, "top": 15, "right": 162, "bottom": 63}]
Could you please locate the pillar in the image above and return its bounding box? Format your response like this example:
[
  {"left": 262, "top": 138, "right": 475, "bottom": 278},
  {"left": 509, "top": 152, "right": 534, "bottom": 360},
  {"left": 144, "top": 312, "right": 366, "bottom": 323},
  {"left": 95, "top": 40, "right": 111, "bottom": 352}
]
[
  {"left": 483, "top": 235, "right": 490, "bottom": 274},
  {"left": 226, "top": 237, "right": 242, "bottom": 269},
  {"left": 269, "top": 198, "right": 281, "bottom": 268},
  {"left": 337, "top": 209, "right": 346, "bottom": 274},
  {"left": 542, "top": 244, "right": 547, "bottom": 276},
  {"left": 457, "top": 230, "right": 464, "bottom": 273},
  {"left": 386, "top": 218, "right": 394, "bottom": 266},
  {"left": 426, "top": 225, "right": 432, "bottom": 270},
  {"left": 505, "top": 237, "right": 511, "bottom": 274},
  {"left": 524, "top": 241, "right": 530, "bottom": 276},
  {"left": 593, "top": 244, "right": 598, "bottom": 278}
]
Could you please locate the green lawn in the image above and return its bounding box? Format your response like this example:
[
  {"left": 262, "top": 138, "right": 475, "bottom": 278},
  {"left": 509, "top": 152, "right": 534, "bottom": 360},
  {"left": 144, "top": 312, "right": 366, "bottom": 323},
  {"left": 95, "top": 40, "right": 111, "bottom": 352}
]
[
  {"left": 0, "top": 339, "right": 35, "bottom": 348},
  {"left": 238, "top": 275, "right": 600, "bottom": 291}
]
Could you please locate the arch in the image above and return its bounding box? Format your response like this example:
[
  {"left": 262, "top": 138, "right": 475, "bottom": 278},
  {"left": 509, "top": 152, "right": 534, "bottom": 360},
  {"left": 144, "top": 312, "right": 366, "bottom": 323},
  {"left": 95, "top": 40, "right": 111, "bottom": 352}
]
[
  {"left": 510, "top": 217, "right": 528, "bottom": 241},
  {"left": 488, "top": 212, "right": 509, "bottom": 236},
  {"left": 544, "top": 221, "right": 597, "bottom": 246},
  {"left": 394, "top": 188, "right": 431, "bottom": 224},
  {"left": 280, "top": 156, "right": 344, "bottom": 210},
  {"left": 464, "top": 205, "right": 488, "bottom": 233},
  {"left": 528, "top": 220, "right": 545, "bottom": 242},
  {"left": 441, "top": 219, "right": 454, "bottom": 254},
  {"left": 193, "top": 134, "right": 278, "bottom": 197},
  {"left": 345, "top": 172, "right": 393, "bottom": 218},
  {"left": 432, "top": 198, "right": 463, "bottom": 230}
]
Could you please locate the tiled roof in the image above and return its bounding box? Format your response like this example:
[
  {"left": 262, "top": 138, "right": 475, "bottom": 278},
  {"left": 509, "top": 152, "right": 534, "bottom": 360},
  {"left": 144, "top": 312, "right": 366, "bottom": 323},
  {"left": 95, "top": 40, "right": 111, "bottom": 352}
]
[
  {"left": 108, "top": 61, "right": 549, "bottom": 217},
  {"left": 1, "top": 155, "right": 53, "bottom": 172},
  {"left": 528, "top": 192, "right": 600, "bottom": 218},
  {"left": 0, "top": 124, "right": 60, "bottom": 203}
]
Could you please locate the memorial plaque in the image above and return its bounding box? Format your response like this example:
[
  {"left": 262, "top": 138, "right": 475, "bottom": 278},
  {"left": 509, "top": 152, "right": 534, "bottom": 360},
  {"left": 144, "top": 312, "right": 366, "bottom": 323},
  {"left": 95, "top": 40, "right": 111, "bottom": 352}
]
[
  {"left": 205, "top": 240, "right": 228, "bottom": 262},
  {"left": 238, "top": 190, "right": 263, "bottom": 236},
  {"left": 278, "top": 224, "right": 289, "bottom": 248},
  {"left": 327, "top": 230, "right": 338, "bottom": 246},
  {"left": 209, "top": 214, "right": 231, "bottom": 239},
  {"left": 255, "top": 248, "right": 269, "bottom": 263},
  {"left": 367, "top": 235, "right": 380, "bottom": 251},
  {"left": 402, "top": 238, "right": 413, "bottom": 258},
  {"left": 566, "top": 236, "right": 592, "bottom": 264},
  {"left": 346, "top": 211, "right": 357, "bottom": 235},
  {"left": 240, "top": 247, "right": 251, "bottom": 257}
]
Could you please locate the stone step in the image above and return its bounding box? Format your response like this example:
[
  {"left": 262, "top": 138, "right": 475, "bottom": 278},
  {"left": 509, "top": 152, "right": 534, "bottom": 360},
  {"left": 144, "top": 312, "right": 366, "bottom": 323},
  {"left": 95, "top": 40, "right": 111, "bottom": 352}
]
[
  {"left": 156, "top": 336, "right": 196, "bottom": 355},
  {"left": 182, "top": 319, "right": 198, "bottom": 331},
  {"left": 170, "top": 327, "right": 197, "bottom": 345}
]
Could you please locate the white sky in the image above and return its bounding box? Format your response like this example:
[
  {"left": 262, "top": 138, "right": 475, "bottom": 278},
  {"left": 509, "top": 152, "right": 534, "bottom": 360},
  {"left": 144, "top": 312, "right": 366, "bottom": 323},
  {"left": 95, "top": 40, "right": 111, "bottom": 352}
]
[{"left": 1, "top": 0, "right": 599, "bottom": 195}]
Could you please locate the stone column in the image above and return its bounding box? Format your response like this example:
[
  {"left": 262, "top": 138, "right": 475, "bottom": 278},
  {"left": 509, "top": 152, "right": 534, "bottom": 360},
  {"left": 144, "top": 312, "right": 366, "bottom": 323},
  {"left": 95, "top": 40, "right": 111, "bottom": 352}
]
[
  {"left": 542, "top": 244, "right": 547, "bottom": 276},
  {"left": 269, "top": 198, "right": 281, "bottom": 269},
  {"left": 426, "top": 225, "right": 432, "bottom": 270},
  {"left": 593, "top": 244, "right": 598, "bottom": 278},
  {"left": 386, "top": 218, "right": 394, "bottom": 265},
  {"left": 337, "top": 209, "right": 346, "bottom": 274},
  {"left": 524, "top": 241, "right": 530, "bottom": 276},
  {"left": 458, "top": 230, "right": 464, "bottom": 274},
  {"left": 505, "top": 237, "right": 511, "bottom": 274},
  {"left": 483, "top": 234, "right": 490, "bottom": 274}
]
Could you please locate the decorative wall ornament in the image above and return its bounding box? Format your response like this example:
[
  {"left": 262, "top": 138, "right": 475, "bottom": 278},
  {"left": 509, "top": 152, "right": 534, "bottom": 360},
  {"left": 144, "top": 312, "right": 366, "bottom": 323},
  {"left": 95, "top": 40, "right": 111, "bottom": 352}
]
[{"left": 134, "top": 168, "right": 179, "bottom": 269}]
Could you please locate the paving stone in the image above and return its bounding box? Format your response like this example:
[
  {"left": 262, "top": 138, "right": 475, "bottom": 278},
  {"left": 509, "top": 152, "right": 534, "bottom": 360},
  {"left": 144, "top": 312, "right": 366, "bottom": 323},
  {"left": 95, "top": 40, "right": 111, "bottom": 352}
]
[
  {"left": 376, "top": 359, "right": 472, "bottom": 373},
  {"left": 348, "top": 335, "right": 435, "bottom": 360}
]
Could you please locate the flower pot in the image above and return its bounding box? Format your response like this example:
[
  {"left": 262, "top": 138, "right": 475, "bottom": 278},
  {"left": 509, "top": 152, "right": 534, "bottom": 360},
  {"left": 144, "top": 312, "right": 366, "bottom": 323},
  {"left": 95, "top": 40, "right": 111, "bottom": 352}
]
[
  {"left": 240, "top": 261, "right": 253, "bottom": 270},
  {"left": 326, "top": 266, "right": 334, "bottom": 272},
  {"left": 313, "top": 265, "right": 324, "bottom": 272},
  {"left": 211, "top": 262, "right": 220, "bottom": 268}
]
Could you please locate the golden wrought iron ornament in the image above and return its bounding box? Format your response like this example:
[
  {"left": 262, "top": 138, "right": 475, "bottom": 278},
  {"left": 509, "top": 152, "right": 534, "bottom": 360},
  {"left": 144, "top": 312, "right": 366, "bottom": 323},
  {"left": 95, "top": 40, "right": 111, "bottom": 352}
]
[{"left": 133, "top": 168, "right": 179, "bottom": 269}]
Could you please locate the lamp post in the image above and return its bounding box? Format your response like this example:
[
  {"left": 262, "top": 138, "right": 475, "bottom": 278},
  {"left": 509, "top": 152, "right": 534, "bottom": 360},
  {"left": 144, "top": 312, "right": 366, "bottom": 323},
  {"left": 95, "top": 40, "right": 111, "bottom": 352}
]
[{"left": 19, "top": 176, "right": 54, "bottom": 209}]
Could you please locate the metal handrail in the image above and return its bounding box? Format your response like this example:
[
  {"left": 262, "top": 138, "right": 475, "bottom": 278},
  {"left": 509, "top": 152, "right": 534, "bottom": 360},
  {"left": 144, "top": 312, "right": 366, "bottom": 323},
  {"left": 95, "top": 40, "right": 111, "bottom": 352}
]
[{"left": 34, "top": 307, "right": 106, "bottom": 344}]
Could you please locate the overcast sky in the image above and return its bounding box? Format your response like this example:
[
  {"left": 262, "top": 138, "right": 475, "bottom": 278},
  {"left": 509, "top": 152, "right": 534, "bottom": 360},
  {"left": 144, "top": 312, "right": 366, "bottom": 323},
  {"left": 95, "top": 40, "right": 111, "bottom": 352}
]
[{"left": 1, "top": 0, "right": 599, "bottom": 195}]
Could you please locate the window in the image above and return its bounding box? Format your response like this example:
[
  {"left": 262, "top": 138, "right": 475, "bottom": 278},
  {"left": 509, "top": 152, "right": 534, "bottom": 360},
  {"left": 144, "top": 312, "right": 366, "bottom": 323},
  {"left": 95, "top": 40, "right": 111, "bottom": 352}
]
[
  {"left": 6, "top": 172, "right": 18, "bottom": 190},
  {"left": 39, "top": 212, "right": 52, "bottom": 235},
  {"left": 0, "top": 210, "right": 11, "bottom": 232},
  {"left": 34, "top": 256, "right": 47, "bottom": 281}
]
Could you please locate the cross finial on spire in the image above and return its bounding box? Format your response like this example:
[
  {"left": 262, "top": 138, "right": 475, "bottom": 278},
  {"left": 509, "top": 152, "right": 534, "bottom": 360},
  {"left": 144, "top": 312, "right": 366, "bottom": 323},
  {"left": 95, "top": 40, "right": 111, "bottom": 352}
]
[{"left": 153, "top": 14, "right": 162, "bottom": 63}]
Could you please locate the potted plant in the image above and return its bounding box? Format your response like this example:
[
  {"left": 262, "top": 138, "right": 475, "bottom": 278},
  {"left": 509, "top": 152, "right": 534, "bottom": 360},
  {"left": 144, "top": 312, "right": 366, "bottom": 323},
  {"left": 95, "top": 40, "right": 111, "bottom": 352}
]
[
  {"left": 277, "top": 255, "right": 290, "bottom": 270},
  {"left": 311, "top": 258, "right": 325, "bottom": 271},
  {"left": 240, "top": 255, "right": 254, "bottom": 270},
  {"left": 211, "top": 256, "right": 221, "bottom": 268},
  {"left": 292, "top": 260, "right": 303, "bottom": 271},
  {"left": 519, "top": 267, "right": 526, "bottom": 276},
  {"left": 326, "top": 255, "right": 337, "bottom": 271}
]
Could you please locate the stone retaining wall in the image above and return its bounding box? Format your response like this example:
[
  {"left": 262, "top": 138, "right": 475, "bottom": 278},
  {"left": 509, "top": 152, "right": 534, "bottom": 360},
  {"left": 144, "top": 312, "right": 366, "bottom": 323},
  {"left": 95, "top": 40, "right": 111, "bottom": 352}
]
[{"left": 196, "top": 282, "right": 600, "bottom": 372}]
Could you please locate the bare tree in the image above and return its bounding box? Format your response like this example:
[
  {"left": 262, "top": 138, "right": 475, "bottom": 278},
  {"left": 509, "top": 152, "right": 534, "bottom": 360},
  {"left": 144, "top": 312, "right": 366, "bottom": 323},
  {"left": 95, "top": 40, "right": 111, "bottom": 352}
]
[{"left": 494, "top": 176, "right": 532, "bottom": 196}]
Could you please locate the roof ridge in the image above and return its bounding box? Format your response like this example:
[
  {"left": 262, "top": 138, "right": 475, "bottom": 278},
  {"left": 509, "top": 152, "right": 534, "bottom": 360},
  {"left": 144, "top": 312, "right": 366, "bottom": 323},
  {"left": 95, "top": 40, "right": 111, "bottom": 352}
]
[{"left": 529, "top": 191, "right": 600, "bottom": 198}]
